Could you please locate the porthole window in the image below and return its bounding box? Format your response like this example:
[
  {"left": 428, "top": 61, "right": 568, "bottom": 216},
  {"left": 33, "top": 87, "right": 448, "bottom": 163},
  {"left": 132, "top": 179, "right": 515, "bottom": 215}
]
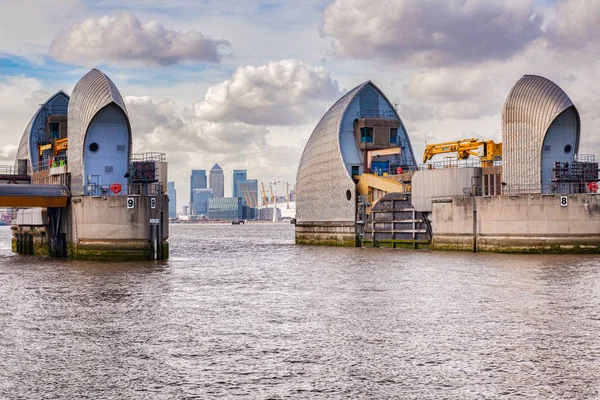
[
  {"left": 346, "top": 190, "right": 352, "bottom": 201},
  {"left": 89, "top": 142, "right": 99, "bottom": 152},
  {"left": 564, "top": 144, "right": 572, "bottom": 153}
]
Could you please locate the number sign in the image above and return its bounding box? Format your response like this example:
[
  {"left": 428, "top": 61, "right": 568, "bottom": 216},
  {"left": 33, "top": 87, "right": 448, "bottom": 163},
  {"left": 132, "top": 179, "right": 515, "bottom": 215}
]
[
  {"left": 560, "top": 196, "right": 568, "bottom": 207},
  {"left": 127, "top": 197, "right": 135, "bottom": 209}
]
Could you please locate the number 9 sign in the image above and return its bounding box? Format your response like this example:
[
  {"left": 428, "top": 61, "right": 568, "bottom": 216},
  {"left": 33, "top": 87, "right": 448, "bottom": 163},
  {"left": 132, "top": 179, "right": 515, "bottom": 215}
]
[{"left": 127, "top": 197, "right": 135, "bottom": 209}]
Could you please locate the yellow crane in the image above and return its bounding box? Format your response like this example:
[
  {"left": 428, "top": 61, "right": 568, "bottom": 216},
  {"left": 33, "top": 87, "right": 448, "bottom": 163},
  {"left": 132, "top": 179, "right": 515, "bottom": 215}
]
[{"left": 423, "top": 138, "right": 502, "bottom": 167}]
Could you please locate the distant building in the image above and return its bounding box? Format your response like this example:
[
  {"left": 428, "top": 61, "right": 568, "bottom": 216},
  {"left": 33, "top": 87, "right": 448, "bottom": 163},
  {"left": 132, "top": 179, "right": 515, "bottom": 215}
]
[
  {"left": 209, "top": 163, "right": 224, "bottom": 197},
  {"left": 182, "top": 205, "right": 189, "bottom": 216},
  {"left": 167, "top": 181, "right": 177, "bottom": 218},
  {"left": 239, "top": 179, "right": 258, "bottom": 207},
  {"left": 232, "top": 169, "right": 247, "bottom": 199},
  {"left": 192, "top": 188, "right": 213, "bottom": 216},
  {"left": 208, "top": 197, "right": 242, "bottom": 220},
  {"left": 190, "top": 170, "right": 207, "bottom": 214}
]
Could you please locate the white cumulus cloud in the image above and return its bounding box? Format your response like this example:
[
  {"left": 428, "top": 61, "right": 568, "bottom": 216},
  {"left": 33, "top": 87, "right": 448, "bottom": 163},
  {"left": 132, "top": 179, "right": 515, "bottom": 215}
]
[
  {"left": 49, "top": 12, "right": 230, "bottom": 67},
  {"left": 193, "top": 59, "right": 344, "bottom": 125}
]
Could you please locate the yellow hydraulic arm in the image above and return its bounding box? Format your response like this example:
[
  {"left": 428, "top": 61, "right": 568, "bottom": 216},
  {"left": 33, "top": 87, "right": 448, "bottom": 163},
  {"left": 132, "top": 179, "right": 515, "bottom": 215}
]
[
  {"left": 423, "top": 138, "right": 502, "bottom": 166},
  {"left": 355, "top": 173, "right": 406, "bottom": 214},
  {"left": 54, "top": 138, "right": 68, "bottom": 156},
  {"left": 39, "top": 138, "right": 68, "bottom": 157}
]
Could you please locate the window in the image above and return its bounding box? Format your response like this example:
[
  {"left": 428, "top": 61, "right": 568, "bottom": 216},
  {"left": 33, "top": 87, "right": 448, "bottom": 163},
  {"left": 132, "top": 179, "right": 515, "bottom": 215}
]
[
  {"left": 49, "top": 122, "right": 60, "bottom": 139},
  {"left": 351, "top": 165, "right": 360, "bottom": 177},
  {"left": 544, "top": 145, "right": 551, "bottom": 152},
  {"left": 105, "top": 165, "right": 114, "bottom": 173},
  {"left": 89, "top": 142, "right": 99, "bottom": 152},
  {"left": 564, "top": 144, "right": 572, "bottom": 153},
  {"left": 117, "top": 145, "right": 125, "bottom": 152},
  {"left": 361, "top": 127, "right": 373, "bottom": 143},
  {"left": 390, "top": 128, "right": 398, "bottom": 143}
]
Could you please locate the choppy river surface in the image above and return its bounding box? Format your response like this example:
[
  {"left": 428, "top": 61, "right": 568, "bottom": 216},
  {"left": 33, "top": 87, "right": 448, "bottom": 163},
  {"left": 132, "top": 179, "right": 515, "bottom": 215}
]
[{"left": 1, "top": 223, "right": 600, "bottom": 399}]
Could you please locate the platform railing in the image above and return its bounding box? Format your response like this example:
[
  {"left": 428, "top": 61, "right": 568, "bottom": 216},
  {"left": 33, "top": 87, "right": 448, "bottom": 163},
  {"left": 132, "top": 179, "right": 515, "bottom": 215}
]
[
  {"left": 85, "top": 182, "right": 164, "bottom": 196},
  {"left": 132, "top": 152, "right": 166, "bottom": 162},
  {"left": 32, "top": 155, "right": 68, "bottom": 173},
  {"left": 463, "top": 182, "right": 598, "bottom": 196},
  {"left": 0, "top": 165, "right": 19, "bottom": 175}
]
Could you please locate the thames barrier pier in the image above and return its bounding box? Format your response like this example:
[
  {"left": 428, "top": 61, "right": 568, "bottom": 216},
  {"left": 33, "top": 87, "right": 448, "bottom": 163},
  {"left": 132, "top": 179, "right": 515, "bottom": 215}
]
[
  {"left": 5, "top": 69, "right": 169, "bottom": 260},
  {"left": 295, "top": 76, "right": 600, "bottom": 253}
]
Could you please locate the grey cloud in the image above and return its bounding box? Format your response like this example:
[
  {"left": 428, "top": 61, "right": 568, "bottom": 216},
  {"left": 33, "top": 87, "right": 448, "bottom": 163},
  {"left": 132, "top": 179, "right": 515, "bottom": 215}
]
[
  {"left": 125, "top": 96, "right": 270, "bottom": 156},
  {"left": 403, "top": 66, "right": 509, "bottom": 120},
  {"left": 546, "top": 0, "right": 600, "bottom": 50},
  {"left": 193, "top": 59, "right": 344, "bottom": 125},
  {"left": 320, "top": 0, "right": 543, "bottom": 65},
  {"left": 49, "top": 12, "right": 230, "bottom": 67}
]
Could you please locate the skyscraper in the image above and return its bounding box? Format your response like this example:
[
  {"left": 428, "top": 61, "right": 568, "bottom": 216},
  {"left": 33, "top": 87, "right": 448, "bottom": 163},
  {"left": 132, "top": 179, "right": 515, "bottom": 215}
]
[
  {"left": 190, "top": 170, "right": 207, "bottom": 214},
  {"left": 167, "top": 181, "right": 177, "bottom": 218},
  {"left": 209, "top": 163, "right": 224, "bottom": 198},
  {"left": 232, "top": 169, "right": 247, "bottom": 199},
  {"left": 239, "top": 179, "right": 258, "bottom": 207},
  {"left": 192, "top": 188, "right": 213, "bottom": 215}
]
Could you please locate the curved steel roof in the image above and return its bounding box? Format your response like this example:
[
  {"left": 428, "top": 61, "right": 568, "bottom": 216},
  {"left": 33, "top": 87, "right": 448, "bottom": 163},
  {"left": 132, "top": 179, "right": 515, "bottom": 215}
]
[
  {"left": 296, "top": 81, "right": 413, "bottom": 223},
  {"left": 14, "top": 90, "right": 70, "bottom": 173},
  {"left": 67, "top": 69, "right": 131, "bottom": 195},
  {"left": 502, "top": 75, "right": 579, "bottom": 189}
]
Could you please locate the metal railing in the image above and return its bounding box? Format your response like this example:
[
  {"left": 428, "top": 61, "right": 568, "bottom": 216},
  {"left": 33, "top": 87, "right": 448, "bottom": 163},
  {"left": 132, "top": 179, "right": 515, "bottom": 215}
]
[
  {"left": 0, "top": 165, "right": 19, "bottom": 175},
  {"left": 357, "top": 110, "right": 398, "bottom": 119},
  {"left": 463, "top": 182, "right": 598, "bottom": 196},
  {"left": 419, "top": 158, "right": 503, "bottom": 170},
  {"left": 132, "top": 152, "right": 166, "bottom": 162},
  {"left": 85, "top": 182, "right": 164, "bottom": 197},
  {"left": 32, "top": 154, "right": 68, "bottom": 173}
]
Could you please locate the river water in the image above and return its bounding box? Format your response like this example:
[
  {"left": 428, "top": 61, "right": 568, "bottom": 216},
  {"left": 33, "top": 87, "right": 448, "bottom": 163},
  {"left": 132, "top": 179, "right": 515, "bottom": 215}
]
[{"left": 0, "top": 223, "right": 599, "bottom": 399}]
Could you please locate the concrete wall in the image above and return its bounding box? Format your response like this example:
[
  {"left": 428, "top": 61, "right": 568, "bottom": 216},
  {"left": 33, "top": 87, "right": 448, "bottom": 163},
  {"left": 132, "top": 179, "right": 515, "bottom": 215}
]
[
  {"left": 69, "top": 194, "right": 169, "bottom": 259},
  {"left": 432, "top": 194, "right": 600, "bottom": 253},
  {"left": 412, "top": 168, "right": 481, "bottom": 212},
  {"left": 295, "top": 221, "right": 356, "bottom": 247}
]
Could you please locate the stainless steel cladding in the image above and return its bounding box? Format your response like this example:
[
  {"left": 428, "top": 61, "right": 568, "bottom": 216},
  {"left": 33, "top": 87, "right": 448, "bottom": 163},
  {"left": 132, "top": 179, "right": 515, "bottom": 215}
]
[
  {"left": 296, "top": 83, "right": 366, "bottom": 223},
  {"left": 67, "top": 69, "right": 131, "bottom": 195},
  {"left": 502, "top": 75, "right": 580, "bottom": 191},
  {"left": 15, "top": 119, "right": 32, "bottom": 172}
]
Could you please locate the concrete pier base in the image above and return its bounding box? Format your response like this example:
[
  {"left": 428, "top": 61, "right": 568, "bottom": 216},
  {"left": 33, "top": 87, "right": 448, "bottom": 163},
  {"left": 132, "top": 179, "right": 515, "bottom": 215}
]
[
  {"left": 295, "top": 221, "right": 356, "bottom": 247},
  {"left": 432, "top": 194, "right": 600, "bottom": 254},
  {"left": 68, "top": 195, "right": 169, "bottom": 260}
]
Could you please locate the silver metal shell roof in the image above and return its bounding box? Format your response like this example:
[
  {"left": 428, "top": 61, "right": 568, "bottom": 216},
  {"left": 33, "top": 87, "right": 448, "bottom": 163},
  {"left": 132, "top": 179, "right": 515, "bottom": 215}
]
[
  {"left": 296, "top": 81, "right": 413, "bottom": 223},
  {"left": 67, "top": 69, "right": 131, "bottom": 195},
  {"left": 502, "top": 75, "right": 579, "bottom": 189}
]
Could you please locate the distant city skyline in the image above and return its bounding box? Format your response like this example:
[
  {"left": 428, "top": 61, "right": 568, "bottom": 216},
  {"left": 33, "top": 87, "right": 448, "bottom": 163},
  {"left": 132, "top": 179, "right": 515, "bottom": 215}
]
[{"left": 173, "top": 164, "right": 287, "bottom": 215}]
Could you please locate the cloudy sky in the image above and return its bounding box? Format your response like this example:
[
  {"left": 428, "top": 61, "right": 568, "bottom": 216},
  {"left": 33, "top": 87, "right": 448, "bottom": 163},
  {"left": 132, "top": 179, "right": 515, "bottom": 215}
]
[{"left": 1, "top": 0, "right": 598, "bottom": 210}]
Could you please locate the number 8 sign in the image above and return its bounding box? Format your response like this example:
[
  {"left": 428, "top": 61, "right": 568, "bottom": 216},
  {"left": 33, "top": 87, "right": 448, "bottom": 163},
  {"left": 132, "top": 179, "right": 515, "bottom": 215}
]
[{"left": 560, "top": 196, "right": 568, "bottom": 207}]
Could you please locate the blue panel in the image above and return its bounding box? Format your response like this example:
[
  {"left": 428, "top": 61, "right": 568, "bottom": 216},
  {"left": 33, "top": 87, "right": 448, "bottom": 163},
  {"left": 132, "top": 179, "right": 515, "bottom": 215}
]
[
  {"left": 371, "top": 161, "right": 389, "bottom": 175},
  {"left": 358, "top": 85, "right": 378, "bottom": 116},
  {"left": 83, "top": 105, "right": 129, "bottom": 196},
  {"left": 541, "top": 107, "right": 578, "bottom": 192}
]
